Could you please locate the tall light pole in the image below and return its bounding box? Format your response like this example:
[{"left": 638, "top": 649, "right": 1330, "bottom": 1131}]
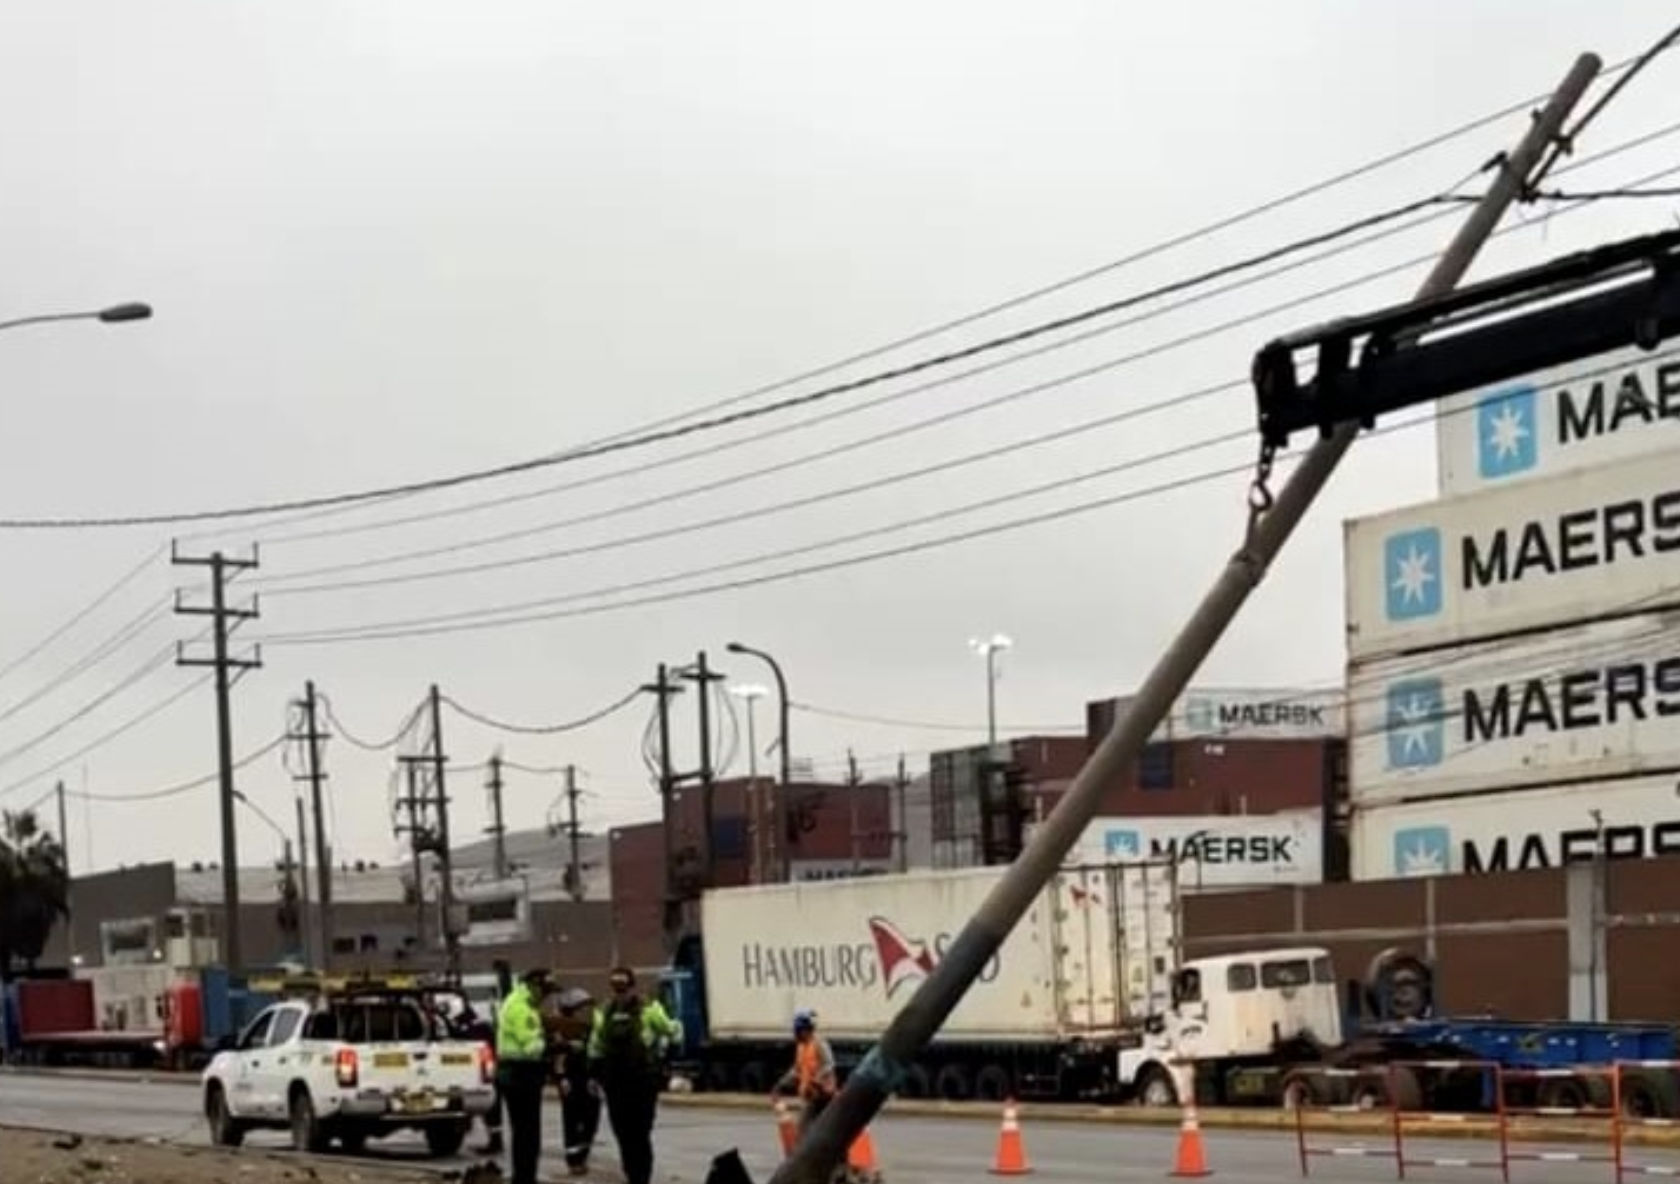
[
  {"left": 0, "top": 302, "right": 153, "bottom": 334},
  {"left": 231, "top": 789, "right": 305, "bottom": 963},
  {"left": 969, "top": 634, "right": 1012, "bottom": 750},
  {"left": 727, "top": 642, "right": 790, "bottom": 879},
  {"left": 730, "top": 684, "right": 770, "bottom": 882}
]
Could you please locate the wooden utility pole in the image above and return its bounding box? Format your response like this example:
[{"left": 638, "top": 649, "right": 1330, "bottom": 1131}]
[
  {"left": 486, "top": 752, "right": 509, "bottom": 880},
  {"left": 173, "top": 544, "right": 261, "bottom": 974}
]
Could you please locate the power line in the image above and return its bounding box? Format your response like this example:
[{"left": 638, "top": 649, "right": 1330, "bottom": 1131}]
[
  {"left": 164, "top": 75, "right": 1605, "bottom": 547},
  {"left": 0, "top": 670, "right": 213, "bottom": 802},
  {"left": 0, "top": 597, "right": 171, "bottom": 728},
  {"left": 317, "top": 690, "right": 427, "bottom": 752},
  {"left": 0, "top": 546, "right": 163, "bottom": 685},
  {"left": 0, "top": 195, "right": 1476, "bottom": 531},
  {"left": 0, "top": 646, "right": 177, "bottom": 771},
  {"left": 250, "top": 118, "right": 1680, "bottom": 592},
  {"left": 256, "top": 322, "right": 1680, "bottom": 648},
  {"left": 790, "top": 701, "right": 1084, "bottom": 735},
  {"left": 441, "top": 687, "right": 645, "bottom": 735},
  {"left": 68, "top": 734, "right": 289, "bottom": 804}
]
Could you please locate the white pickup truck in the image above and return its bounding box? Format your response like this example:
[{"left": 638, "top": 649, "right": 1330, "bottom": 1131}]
[{"left": 201, "top": 986, "right": 496, "bottom": 1156}]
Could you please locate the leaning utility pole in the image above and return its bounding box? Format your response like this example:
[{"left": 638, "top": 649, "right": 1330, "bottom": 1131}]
[
  {"left": 771, "top": 52, "right": 1603, "bottom": 1184},
  {"left": 289, "top": 681, "right": 333, "bottom": 966},
  {"left": 486, "top": 751, "right": 509, "bottom": 880},
  {"left": 173, "top": 544, "right": 261, "bottom": 975}
]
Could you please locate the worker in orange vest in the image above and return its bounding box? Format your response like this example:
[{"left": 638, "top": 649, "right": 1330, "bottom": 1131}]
[{"left": 772, "top": 1009, "right": 837, "bottom": 1136}]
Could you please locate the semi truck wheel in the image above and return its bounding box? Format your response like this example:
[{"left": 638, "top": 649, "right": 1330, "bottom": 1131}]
[
  {"left": 934, "top": 1064, "right": 973, "bottom": 1101},
  {"left": 975, "top": 1065, "right": 1012, "bottom": 1102},
  {"left": 1134, "top": 1065, "right": 1178, "bottom": 1108},
  {"left": 1620, "top": 1072, "right": 1679, "bottom": 1119},
  {"left": 900, "top": 1064, "right": 932, "bottom": 1099}
]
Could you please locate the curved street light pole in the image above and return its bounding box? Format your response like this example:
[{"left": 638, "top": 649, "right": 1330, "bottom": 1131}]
[
  {"left": 0, "top": 302, "right": 153, "bottom": 334},
  {"left": 726, "top": 642, "right": 790, "bottom": 878}
]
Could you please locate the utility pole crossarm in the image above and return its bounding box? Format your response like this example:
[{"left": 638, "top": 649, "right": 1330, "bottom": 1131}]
[{"left": 1253, "top": 226, "right": 1680, "bottom": 448}]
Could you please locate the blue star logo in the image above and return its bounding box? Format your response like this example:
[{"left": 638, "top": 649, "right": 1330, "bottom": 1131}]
[
  {"left": 1384, "top": 527, "right": 1442, "bottom": 621},
  {"left": 1476, "top": 386, "right": 1538, "bottom": 480},
  {"left": 1393, "top": 825, "right": 1451, "bottom": 877},
  {"left": 1385, "top": 678, "right": 1445, "bottom": 769},
  {"left": 1104, "top": 829, "right": 1141, "bottom": 858}
]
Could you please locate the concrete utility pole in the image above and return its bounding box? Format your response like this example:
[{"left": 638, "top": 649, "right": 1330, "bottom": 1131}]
[
  {"left": 770, "top": 52, "right": 1603, "bottom": 1184},
  {"left": 425, "top": 684, "right": 460, "bottom": 978},
  {"left": 642, "top": 663, "right": 685, "bottom": 947},
  {"left": 290, "top": 681, "right": 332, "bottom": 966},
  {"left": 486, "top": 752, "right": 509, "bottom": 881},
  {"left": 563, "top": 764, "right": 584, "bottom": 902},
  {"left": 294, "top": 793, "right": 312, "bottom": 967},
  {"left": 846, "top": 750, "right": 862, "bottom": 875},
  {"left": 394, "top": 759, "right": 431, "bottom": 951},
  {"left": 681, "top": 652, "right": 725, "bottom": 885},
  {"left": 173, "top": 544, "right": 262, "bottom": 975},
  {"left": 894, "top": 755, "right": 910, "bottom": 874}
]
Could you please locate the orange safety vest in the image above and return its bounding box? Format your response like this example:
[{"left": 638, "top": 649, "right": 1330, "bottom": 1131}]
[{"left": 795, "top": 1039, "right": 832, "bottom": 1099}]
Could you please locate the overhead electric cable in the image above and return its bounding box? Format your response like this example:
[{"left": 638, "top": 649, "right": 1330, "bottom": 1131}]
[
  {"left": 0, "top": 546, "right": 163, "bottom": 684},
  {"left": 441, "top": 687, "right": 646, "bottom": 735}
]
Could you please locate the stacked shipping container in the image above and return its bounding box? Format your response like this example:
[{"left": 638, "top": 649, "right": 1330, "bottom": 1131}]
[{"left": 1343, "top": 341, "right": 1680, "bottom": 880}]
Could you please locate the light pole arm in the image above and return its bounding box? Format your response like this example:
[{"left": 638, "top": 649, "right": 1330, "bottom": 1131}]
[{"left": 0, "top": 303, "right": 152, "bottom": 333}]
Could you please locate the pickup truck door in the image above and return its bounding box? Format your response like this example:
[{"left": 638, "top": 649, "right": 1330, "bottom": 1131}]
[
  {"left": 252, "top": 1005, "right": 309, "bottom": 1115},
  {"left": 228, "top": 1009, "right": 278, "bottom": 1117}
]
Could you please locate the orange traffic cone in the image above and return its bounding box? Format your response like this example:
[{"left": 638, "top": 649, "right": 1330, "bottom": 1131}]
[
  {"left": 774, "top": 1097, "right": 799, "bottom": 1158},
  {"left": 1169, "top": 1100, "right": 1212, "bottom": 1178},
  {"left": 989, "top": 1098, "right": 1033, "bottom": 1176},
  {"left": 846, "top": 1127, "right": 879, "bottom": 1174}
]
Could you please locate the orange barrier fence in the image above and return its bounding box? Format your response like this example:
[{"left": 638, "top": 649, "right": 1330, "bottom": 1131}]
[{"left": 1293, "top": 1059, "right": 1680, "bottom": 1181}]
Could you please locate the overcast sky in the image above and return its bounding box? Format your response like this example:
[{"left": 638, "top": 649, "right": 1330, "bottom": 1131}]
[{"left": 0, "top": 2, "right": 1672, "bottom": 874}]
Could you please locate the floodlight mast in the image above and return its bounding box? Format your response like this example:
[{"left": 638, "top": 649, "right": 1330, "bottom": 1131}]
[{"left": 763, "top": 49, "right": 1602, "bottom": 1184}]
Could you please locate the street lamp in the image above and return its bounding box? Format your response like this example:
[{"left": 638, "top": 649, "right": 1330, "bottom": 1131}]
[
  {"left": 0, "top": 302, "right": 153, "bottom": 333},
  {"left": 726, "top": 642, "right": 791, "bottom": 881},
  {"left": 969, "top": 633, "right": 1013, "bottom": 750},
  {"left": 231, "top": 789, "right": 309, "bottom": 963},
  {"left": 730, "top": 683, "right": 770, "bottom": 882}
]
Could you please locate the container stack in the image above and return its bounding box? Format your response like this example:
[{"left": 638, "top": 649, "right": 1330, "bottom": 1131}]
[{"left": 1342, "top": 342, "right": 1680, "bottom": 880}]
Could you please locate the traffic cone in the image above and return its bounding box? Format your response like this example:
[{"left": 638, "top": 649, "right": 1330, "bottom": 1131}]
[
  {"left": 989, "top": 1098, "right": 1033, "bottom": 1176},
  {"left": 774, "top": 1097, "right": 799, "bottom": 1158},
  {"left": 845, "top": 1127, "right": 879, "bottom": 1174},
  {"left": 1169, "top": 1101, "right": 1212, "bottom": 1178}
]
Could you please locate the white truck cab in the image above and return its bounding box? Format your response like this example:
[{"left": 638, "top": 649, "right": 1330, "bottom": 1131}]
[
  {"left": 1119, "top": 946, "right": 1342, "bottom": 1106},
  {"left": 201, "top": 983, "right": 496, "bottom": 1157}
]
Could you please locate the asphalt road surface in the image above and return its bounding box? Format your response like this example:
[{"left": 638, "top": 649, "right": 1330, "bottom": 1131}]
[{"left": 3, "top": 1070, "right": 1675, "bottom": 1184}]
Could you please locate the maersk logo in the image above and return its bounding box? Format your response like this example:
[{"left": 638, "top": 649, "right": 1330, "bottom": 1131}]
[
  {"left": 1476, "top": 386, "right": 1538, "bottom": 480},
  {"left": 1383, "top": 527, "right": 1442, "bottom": 620},
  {"left": 1393, "top": 824, "right": 1450, "bottom": 877},
  {"left": 1385, "top": 678, "right": 1445, "bottom": 769},
  {"left": 1103, "top": 829, "right": 1141, "bottom": 858}
]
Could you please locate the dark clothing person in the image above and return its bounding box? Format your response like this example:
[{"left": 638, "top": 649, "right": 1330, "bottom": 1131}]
[
  {"left": 497, "top": 974, "right": 553, "bottom": 1184},
  {"left": 589, "top": 969, "right": 679, "bottom": 1184},
  {"left": 555, "top": 990, "right": 601, "bottom": 1176},
  {"left": 457, "top": 1007, "right": 504, "bottom": 1155}
]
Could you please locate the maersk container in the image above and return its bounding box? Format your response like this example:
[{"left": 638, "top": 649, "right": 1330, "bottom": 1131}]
[
  {"left": 1349, "top": 774, "right": 1680, "bottom": 882},
  {"left": 1345, "top": 446, "right": 1680, "bottom": 663},
  {"left": 1347, "top": 607, "right": 1680, "bottom": 805},
  {"left": 1434, "top": 342, "right": 1680, "bottom": 499},
  {"left": 665, "top": 860, "right": 1179, "bottom": 1100}
]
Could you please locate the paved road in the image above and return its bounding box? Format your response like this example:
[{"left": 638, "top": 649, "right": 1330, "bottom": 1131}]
[{"left": 3, "top": 1071, "right": 1675, "bottom": 1184}]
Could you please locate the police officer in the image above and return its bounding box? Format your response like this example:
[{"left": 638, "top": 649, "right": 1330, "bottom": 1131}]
[
  {"left": 554, "top": 987, "right": 602, "bottom": 1176},
  {"left": 588, "top": 967, "right": 680, "bottom": 1184},
  {"left": 496, "top": 969, "right": 553, "bottom": 1184},
  {"left": 774, "top": 1009, "right": 836, "bottom": 1136}
]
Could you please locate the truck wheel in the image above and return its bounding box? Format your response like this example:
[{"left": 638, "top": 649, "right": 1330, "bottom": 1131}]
[
  {"left": 205, "top": 1085, "right": 246, "bottom": 1148},
  {"left": 934, "top": 1064, "right": 973, "bottom": 1101},
  {"left": 1621, "top": 1072, "right": 1679, "bottom": 1119},
  {"left": 338, "top": 1128, "right": 369, "bottom": 1155},
  {"left": 424, "top": 1121, "right": 469, "bottom": 1158},
  {"left": 901, "top": 1065, "right": 933, "bottom": 1099},
  {"left": 1280, "top": 1071, "right": 1329, "bottom": 1110},
  {"left": 739, "top": 1061, "right": 770, "bottom": 1094},
  {"left": 975, "top": 1065, "right": 1013, "bottom": 1103},
  {"left": 1537, "top": 1077, "right": 1591, "bottom": 1113},
  {"left": 288, "top": 1086, "right": 330, "bottom": 1154},
  {"left": 1388, "top": 1066, "right": 1424, "bottom": 1113},
  {"left": 1134, "top": 1065, "right": 1178, "bottom": 1108}
]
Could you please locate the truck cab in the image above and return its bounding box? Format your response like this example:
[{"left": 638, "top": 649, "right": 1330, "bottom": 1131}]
[{"left": 1119, "top": 946, "right": 1342, "bottom": 1106}]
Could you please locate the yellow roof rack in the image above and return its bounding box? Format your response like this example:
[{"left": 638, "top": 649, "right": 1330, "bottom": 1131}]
[{"left": 247, "top": 970, "right": 423, "bottom": 997}]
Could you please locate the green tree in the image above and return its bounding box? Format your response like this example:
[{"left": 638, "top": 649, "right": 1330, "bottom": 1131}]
[{"left": 0, "top": 810, "right": 69, "bottom": 974}]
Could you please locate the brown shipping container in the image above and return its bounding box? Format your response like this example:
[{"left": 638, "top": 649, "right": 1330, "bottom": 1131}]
[
  {"left": 18, "top": 979, "right": 95, "bottom": 1036},
  {"left": 609, "top": 823, "right": 666, "bottom": 906},
  {"left": 668, "top": 778, "right": 892, "bottom": 867}
]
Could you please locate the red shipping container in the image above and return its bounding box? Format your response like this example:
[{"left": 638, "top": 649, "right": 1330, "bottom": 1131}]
[{"left": 18, "top": 979, "right": 94, "bottom": 1036}]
